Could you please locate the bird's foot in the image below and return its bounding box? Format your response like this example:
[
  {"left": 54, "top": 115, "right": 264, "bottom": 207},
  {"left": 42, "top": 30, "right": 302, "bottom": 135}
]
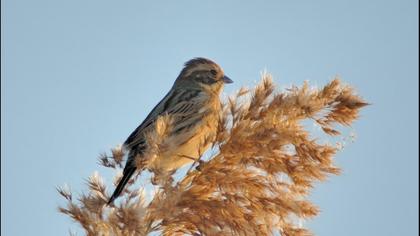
[{"left": 195, "top": 160, "right": 206, "bottom": 171}]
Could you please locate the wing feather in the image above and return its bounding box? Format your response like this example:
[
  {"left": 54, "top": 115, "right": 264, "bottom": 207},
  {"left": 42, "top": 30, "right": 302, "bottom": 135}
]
[{"left": 123, "top": 89, "right": 207, "bottom": 150}]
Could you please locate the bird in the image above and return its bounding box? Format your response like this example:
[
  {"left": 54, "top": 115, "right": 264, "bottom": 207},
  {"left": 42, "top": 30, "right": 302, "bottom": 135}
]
[{"left": 107, "top": 57, "right": 233, "bottom": 205}]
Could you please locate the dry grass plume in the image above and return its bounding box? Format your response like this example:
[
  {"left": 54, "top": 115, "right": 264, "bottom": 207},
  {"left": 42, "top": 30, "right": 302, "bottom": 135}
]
[{"left": 58, "top": 73, "right": 368, "bottom": 236}]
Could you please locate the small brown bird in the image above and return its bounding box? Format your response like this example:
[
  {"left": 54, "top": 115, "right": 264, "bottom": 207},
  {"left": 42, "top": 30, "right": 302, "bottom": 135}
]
[{"left": 108, "top": 58, "right": 233, "bottom": 204}]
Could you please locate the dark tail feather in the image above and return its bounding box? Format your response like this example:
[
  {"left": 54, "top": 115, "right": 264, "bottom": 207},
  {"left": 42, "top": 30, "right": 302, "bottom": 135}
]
[{"left": 107, "top": 166, "right": 136, "bottom": 205}]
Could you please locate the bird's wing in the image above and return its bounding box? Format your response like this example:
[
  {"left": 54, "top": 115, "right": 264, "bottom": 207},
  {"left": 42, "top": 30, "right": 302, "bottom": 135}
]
[{"left": 123, "top": 88, "right": 206, "bottom": 150}]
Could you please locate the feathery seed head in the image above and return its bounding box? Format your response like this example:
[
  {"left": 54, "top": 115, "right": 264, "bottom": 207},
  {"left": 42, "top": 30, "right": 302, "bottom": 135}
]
[{"left": 59, "top": 74, "right": 368, "bottom": 235}]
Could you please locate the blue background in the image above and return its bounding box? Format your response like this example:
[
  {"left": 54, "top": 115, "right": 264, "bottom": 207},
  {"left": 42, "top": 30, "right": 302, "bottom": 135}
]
[{"left": 2, "top": 0, "right": 418, "bottom": 235}]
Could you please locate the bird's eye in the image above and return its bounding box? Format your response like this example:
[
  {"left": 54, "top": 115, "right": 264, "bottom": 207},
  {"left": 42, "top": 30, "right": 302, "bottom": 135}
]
[{"left": 210, "top": 70, "right": 217, "bottom": 76}]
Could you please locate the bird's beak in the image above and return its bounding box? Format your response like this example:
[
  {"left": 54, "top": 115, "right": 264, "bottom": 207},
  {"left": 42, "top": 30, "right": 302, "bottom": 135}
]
[{"left": 223, "top": 75, "right": 233, "bottom": 84}]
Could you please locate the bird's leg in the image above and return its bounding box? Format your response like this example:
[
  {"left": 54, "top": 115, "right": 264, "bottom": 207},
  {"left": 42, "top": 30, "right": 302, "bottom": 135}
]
[
  {"left": 194, "top": 144, "right": 207, "bottom": 171},
  {"left": 195, "top": 159, "right": 206, "bottom": 171},
  {"left": 179, "top": 154, "right": 197, "bottom": 161},
  {"left": 180, "top": 154, "right": 205, "bottom": 174}
]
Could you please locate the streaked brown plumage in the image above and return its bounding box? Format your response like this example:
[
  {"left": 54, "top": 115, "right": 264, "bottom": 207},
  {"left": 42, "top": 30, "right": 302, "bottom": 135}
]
[{"left": 107, "top": 58, "right": 232, "bottom": 204}]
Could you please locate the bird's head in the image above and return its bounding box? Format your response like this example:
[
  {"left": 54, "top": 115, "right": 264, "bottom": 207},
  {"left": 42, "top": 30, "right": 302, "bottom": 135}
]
[{"left": 174, "top": 57, "right": 233, "bottom": 93}]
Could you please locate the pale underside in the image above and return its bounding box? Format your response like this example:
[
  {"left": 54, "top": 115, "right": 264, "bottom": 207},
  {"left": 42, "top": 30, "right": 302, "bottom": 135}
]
[
  {"left": 147, "top": 114, "right": 217, "bottom": 172},
  {"left": 142, "top": 90, "right": 221, "bottom": 172}
]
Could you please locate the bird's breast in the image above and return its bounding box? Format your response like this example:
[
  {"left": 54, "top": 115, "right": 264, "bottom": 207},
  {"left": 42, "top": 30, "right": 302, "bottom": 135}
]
[{"left": 147, "top": 107, "right": 219, "bottom": 172}]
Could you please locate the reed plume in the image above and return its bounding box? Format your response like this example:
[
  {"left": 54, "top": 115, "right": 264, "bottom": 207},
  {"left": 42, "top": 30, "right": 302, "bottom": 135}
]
[{"left": 58, "top": 73, "right": 368, "bottom": 236}]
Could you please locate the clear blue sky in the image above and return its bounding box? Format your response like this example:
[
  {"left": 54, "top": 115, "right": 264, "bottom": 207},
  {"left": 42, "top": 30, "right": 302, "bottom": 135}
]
[{"left": 1, "top": 0, "right": 418, "bottom": 235}]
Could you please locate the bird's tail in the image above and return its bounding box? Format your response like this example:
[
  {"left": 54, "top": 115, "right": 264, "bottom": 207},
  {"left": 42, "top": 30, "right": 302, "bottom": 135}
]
[{"left": 107, "top": 166, "right": 136, "bottom": 205}]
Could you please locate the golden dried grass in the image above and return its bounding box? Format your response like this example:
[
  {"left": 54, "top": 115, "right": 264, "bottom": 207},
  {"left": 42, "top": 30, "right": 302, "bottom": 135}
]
[{"left": 58, "top": 73, "right": 368, "bottom": 236}]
